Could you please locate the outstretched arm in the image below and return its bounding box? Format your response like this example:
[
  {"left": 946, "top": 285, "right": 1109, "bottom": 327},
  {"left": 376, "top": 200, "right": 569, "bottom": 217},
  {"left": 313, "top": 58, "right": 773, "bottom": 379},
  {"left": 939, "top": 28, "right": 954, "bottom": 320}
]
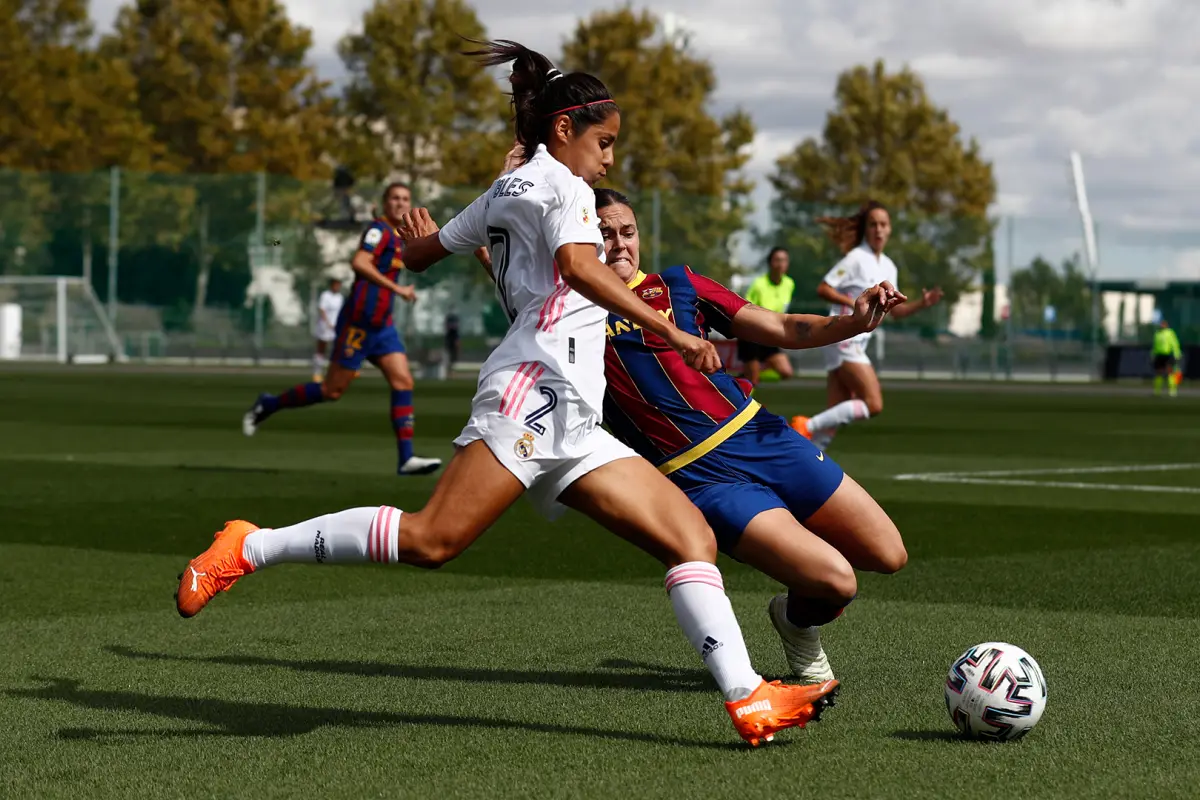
[
  {"left": 890, "top": 287, "right": 944, "bottom": 319},
  {"left": 731, "top": 283, "right": 907, "bottom": 349},
  {"left": 817, "top": 281, "right": 856, "bottom": 309}
]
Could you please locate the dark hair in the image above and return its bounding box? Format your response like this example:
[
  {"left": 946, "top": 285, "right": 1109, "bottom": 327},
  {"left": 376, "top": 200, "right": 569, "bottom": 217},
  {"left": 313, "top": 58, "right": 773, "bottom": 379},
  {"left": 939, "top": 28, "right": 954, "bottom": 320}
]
[
  {"left": 817, "top": 200, "right": 889, "bottom": 254},
  {"left": 382, "top": 182, "right": 410, "bottom": 202},
  {"left": 766, "top": 247, "right": 788, "bottom": 264},
  {"left": 594, "top": 188, "right": 634, "bottom": 212},
  {"left": 464, "top": 39, "right": 619, "bottom": 164}
]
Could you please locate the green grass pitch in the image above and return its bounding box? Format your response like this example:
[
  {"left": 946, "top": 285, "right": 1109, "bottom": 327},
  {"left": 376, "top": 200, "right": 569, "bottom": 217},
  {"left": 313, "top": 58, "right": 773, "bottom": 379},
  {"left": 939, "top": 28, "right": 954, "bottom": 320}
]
[{"left": 2, "top": 366, "right": 1198, "bottom": 799}]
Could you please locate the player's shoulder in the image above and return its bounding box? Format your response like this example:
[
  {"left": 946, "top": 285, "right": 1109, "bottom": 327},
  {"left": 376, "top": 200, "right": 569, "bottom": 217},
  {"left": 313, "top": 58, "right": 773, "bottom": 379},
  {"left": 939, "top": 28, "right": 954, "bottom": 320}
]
[{"left": 361, "top": 219, "right": 391, "bottom": 247}]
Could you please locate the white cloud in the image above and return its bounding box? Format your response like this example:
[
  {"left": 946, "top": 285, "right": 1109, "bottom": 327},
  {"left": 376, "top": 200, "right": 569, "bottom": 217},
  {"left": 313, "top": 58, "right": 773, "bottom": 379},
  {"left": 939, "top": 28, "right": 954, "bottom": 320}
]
[{"left": 83, "top": 0, "right": 1200, "bottom": 276}]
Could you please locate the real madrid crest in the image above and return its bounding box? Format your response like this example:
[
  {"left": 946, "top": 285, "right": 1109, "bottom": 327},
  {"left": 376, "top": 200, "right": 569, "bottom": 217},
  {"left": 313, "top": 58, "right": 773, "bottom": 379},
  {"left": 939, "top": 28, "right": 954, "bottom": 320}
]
[{"left": 514, "top": 432, "right": 536, "bottom": 460}]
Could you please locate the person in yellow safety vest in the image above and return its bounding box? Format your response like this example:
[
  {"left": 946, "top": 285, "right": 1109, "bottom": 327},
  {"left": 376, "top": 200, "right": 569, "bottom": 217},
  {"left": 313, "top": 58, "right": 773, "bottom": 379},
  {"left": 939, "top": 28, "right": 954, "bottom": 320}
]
[
  {"left": 1152, "top": 318, "right": 1182, "bottom": 397},
  {"left": 738, "top": 248, "right": 797, "bottom": 385}
]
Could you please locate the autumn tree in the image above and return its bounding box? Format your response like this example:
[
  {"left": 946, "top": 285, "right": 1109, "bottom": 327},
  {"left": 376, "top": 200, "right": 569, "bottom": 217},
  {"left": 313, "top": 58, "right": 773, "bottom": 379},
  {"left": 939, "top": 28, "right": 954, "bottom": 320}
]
[
  {"left": 761, "top": 60, "right": 996, "bottom": 311},
  {"left": 99, "top": 0, "right": 335, "bottom": 312},
  {"left": 336, "top": 0, "right": 509, "bottom": 191},
  {"left": 0, "top": 0, "right": 159, "bottom": 276},
  {"left": 561, "top": 8, "right": 754, "bottom": 282}
]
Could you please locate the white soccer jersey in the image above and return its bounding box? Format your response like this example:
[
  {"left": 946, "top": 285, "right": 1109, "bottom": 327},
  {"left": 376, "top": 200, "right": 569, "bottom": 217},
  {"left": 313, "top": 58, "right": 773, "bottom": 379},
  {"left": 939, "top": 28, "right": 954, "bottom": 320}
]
[
  {"left": 438, "top": 144, "right": 607, "bottom": 417},
  {"left": 314, "top": 289, "right": 344, "bottom": 340},
  {"left": 822, "top": 242, "right": 898, "bottom": 317}
]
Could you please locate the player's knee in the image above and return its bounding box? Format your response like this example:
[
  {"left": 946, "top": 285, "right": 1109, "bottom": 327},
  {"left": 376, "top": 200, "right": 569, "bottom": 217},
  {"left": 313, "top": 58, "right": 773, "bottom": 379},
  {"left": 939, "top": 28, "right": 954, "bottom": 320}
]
[
  {"left": 816, "top": 557, "right": 857, "bottom": 604},
  {"left": 389, "top": 371, "right": 414, "bottom": 391},
  {"left": 399, "top": 514, "right": 472, "bottom": 569},
  {"left": 865, "top": 396, "right": 884, "bottom": 416},
  {"left": 663, "top": 518, "right": 719, "bottom": 566},
  {"left": 870, "top": 541, "right": 908, "bottom": 574},
  {"left": 322, "top": 384, "right": 345, "bottom": 401},
  {"left": 776, "top": 360, "right": 794, "bottom": 379}
]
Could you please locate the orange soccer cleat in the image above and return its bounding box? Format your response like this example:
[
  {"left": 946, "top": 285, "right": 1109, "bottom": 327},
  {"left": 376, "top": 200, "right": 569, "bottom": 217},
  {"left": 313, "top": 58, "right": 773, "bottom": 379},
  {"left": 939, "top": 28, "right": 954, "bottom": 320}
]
[
  {"left": 725, "top": 678, "right": 840, "bottom": 747},
  {"left": 790, "top": 415, "right": 813, "bottom": 440},
  {"left": 175, "top": 520, "right": 259, "bottom": 618}
]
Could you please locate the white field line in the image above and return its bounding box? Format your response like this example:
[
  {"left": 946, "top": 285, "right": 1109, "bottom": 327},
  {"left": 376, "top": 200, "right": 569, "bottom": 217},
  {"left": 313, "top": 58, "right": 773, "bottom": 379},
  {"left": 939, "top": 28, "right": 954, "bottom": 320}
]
[{"left": 893, "top": 463, "right": 1200, "bottom": 495}]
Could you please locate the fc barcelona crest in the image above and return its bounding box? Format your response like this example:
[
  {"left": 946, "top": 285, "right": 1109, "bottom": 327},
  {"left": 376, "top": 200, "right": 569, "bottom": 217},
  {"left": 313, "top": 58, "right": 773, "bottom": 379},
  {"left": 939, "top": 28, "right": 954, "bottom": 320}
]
[{"left": 641, "top": 287, "right": 663, "bottom": 299}]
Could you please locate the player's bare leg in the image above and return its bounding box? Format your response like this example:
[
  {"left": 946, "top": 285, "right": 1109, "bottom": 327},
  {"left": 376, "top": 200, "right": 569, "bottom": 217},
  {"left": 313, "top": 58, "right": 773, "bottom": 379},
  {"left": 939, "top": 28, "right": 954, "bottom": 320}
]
[
  {"left": 804, "top": 474, "right": 907, "bottom": 575},
  {"left": 560, "top": 458, "right": 839, "bottom": 745},
  {"left": 375, "top": 351, "right": 441, "bottom": 475},
  {"left": 793, "top": 366, "right": 876, "bottom": 450},
  {"left": 732, "top": 508, "right": 858, "bottom": 683},
  {"left": 242, "top": 362, "right": 358, "bottom": 436},
  {"left": 312, "top": 339, "right": 329, "bottom": 382},
  {"left": 742, "top": 358, "right": 762, "bottom": 386},
  {"left": 176, "top": 441, "right": 524, "bottom": 617},
  {"left": 763, "top": 351, "right": 794, "bottom": 380}
]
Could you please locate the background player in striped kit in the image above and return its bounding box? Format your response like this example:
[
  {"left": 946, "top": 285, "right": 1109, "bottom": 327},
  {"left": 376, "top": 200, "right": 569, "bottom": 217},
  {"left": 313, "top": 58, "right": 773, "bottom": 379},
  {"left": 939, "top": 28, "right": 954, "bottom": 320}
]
[
  {"left": 241, "top": 182, "right": 442, "bottom": 476},
  {"left": 595, "top": 188, "right": 909, "bottom": 683},
  {"left": 791, "top": 201, "right": 944, "bottom": 451}
]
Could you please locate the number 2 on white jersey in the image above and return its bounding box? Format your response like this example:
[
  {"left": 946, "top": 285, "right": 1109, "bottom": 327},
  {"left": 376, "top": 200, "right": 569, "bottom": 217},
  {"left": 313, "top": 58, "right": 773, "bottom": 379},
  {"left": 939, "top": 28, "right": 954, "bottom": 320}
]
[{"left": 487, "top": 226, "right": 516, "bottom": 322}]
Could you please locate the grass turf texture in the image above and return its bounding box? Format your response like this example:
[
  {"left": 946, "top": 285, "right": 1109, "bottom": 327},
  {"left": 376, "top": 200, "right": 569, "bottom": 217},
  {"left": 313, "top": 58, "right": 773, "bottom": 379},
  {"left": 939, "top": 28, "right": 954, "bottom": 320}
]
[{"left": 2, "top": 367, "right": 1198, "bottom": 799}]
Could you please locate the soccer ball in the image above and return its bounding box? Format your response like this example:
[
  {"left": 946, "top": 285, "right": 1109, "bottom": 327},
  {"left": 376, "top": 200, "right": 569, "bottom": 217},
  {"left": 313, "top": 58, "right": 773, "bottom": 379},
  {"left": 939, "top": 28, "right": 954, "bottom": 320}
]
[{"left": 944, "top": 642, "right": 1047, "bottom": 741}]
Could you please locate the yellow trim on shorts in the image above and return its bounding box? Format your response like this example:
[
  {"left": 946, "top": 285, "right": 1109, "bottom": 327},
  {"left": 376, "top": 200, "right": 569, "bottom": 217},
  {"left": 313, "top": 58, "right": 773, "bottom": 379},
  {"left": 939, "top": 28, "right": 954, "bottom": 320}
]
[{"left": 657, "top": 399, "right": 761, "bottom": 476}]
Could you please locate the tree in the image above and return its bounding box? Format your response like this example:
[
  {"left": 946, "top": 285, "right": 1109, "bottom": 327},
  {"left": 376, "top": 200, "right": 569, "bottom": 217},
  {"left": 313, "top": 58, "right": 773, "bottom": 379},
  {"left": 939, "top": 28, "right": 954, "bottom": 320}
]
[
  {"left": 0, "top": 0, "right": 158, "bottom": 172},
  {"left": 761, "top": 60, "right": 996, "bottom": 310},
  {"left": 336, "top": 0, "right": 510, "bottom": 191},
  {"left": 560, "top": 7, "right": 755, "bottom": 283},
  {"left": 100, "top": 0, "right": 336, "bottom": 313},
  {"left": 1009, "top": 254, "right": 1101, "bottom": 338}
]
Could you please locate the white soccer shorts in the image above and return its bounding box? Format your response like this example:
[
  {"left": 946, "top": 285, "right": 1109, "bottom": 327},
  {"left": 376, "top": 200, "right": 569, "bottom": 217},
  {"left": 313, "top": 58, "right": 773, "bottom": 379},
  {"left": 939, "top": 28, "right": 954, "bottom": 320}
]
[
  {"left": 454, "top": 361, "right": 637, "bottom": 519},
  {"left": 823, "top": 333, "right": 873, "bottom": 372},
  {"left": 314, "top": 324, "right": 337, "bottom": 343}
]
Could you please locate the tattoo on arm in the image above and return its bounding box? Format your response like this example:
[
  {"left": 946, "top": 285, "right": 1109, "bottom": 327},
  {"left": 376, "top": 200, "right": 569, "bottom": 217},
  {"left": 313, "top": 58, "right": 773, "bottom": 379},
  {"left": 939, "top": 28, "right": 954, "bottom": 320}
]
[{"left": 790, "top": 315, "right": 838, "bottom": 343}]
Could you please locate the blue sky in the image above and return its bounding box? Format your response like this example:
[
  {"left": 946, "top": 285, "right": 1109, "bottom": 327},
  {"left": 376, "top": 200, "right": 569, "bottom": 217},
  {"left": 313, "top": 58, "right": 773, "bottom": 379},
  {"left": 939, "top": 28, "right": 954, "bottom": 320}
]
[{"left": 88, "top": 0, "right": 1200, "bottom": 282}]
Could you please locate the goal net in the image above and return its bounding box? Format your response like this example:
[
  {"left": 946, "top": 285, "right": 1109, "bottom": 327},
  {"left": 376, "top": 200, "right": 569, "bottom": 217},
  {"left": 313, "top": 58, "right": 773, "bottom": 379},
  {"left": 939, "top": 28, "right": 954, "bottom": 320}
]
[{"left": 0, "top": 276, "right": 125, "bottom": 363}]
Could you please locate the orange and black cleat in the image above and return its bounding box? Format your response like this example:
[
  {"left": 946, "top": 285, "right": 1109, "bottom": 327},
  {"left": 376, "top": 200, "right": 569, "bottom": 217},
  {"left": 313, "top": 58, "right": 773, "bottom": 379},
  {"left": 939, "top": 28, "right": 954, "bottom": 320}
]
[
  {"left": 175, "top": 520, "right": 258, "bottom": 618},
  {"left": 726, "top": 679, "right": 839, "bottom": 747}
]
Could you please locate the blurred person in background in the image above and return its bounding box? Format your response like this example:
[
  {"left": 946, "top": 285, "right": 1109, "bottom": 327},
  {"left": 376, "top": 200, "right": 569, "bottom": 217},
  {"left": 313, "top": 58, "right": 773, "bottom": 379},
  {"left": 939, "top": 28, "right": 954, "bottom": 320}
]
[
  {"left": 241, "top": 182, "right": 442, "bottom": 477},
  {"left": 790, "top": 201, "right": 943, "bottom": 451},
  {"left": 444, "top": 309, "right": 460, "bottom": 373},
  {"left": 1152, "top": 317, "right": 1182, "bottom": 397},
  {"left": 312, "top": 277, "right": 344, "bottom": 382},
  {"left": 738, "top": 247, "right": 796, "bottom": 385}
]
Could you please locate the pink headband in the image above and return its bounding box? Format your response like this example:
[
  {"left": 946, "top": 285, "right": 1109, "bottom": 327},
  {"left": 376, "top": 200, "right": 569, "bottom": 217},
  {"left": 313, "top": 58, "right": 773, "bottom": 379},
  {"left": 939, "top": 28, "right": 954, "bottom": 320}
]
[{"left": 545, "top": 99, "right": 614, "bottom": 117}]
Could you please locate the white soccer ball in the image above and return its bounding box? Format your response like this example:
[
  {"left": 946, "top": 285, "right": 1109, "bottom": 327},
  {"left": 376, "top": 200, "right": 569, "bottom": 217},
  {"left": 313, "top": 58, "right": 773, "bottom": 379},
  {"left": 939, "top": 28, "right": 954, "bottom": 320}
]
[{"left": 944, "top": 642, "right": 1047, "bottom": 741}]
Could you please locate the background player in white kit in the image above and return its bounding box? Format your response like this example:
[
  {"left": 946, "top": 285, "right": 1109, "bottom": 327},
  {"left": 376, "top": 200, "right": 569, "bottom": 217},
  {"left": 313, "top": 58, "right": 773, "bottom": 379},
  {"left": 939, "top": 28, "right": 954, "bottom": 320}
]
[
  {"left": 791, "top": 201, "right": 944, "bottom": 450},
  {"left": 312, "top": 277, "right": 344, "bottom": 382},
  {"left": 176, "top": 38, "right": 838, "bottom": 747}
]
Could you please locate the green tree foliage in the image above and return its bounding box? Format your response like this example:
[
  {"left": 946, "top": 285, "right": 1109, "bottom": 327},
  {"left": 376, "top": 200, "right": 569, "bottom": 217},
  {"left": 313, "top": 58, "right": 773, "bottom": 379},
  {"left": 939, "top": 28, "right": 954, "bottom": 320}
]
[
  {"left": 1009, "top": 254, "right": 1101, "bottom": 338},
  {"left": 560, "top": 7, "right": 754, "bottom": 283},
  {"left": 761, "top": 60, "right": 996, "bottom": 310},
  {"left": 336, "top": 0, "right": 510, "bottom": 190}
]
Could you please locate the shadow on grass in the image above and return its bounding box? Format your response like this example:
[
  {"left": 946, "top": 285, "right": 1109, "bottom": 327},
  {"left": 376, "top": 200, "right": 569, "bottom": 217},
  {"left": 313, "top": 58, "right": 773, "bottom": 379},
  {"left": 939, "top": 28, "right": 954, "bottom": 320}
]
[
  {"left": 891, "top": 729, "right": 972, "bottom": 743},
  {"left": 106, "top": 646, "right": 714, "bottom": 694},
  {"left": 8, "top": 677, "right": 762, "bottom": 751}
]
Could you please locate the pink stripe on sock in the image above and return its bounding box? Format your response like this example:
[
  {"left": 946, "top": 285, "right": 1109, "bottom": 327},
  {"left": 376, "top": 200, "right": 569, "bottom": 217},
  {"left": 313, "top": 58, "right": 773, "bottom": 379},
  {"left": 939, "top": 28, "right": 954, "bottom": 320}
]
[
  {"left": 664, "top": 564, "right": 725, "bottom": 593},
  {"left": 380, "top": 506, "right": 394, "bottom": 564},
  {"left": 369, "top": 508, "right": 380, "bottom": 563}
]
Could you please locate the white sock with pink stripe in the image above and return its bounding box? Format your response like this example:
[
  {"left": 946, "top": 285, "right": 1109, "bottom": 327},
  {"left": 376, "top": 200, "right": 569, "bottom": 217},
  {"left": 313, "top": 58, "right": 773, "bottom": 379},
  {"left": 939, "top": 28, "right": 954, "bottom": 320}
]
[
  {"left": 665, "top": 562, "right": 762, "bottom": 702},
  {"left": 241, "top": 506, "right": 401, "bottom": 569},
  {"left": 807, "top": 399, "right": 870, "bottom": 433}
]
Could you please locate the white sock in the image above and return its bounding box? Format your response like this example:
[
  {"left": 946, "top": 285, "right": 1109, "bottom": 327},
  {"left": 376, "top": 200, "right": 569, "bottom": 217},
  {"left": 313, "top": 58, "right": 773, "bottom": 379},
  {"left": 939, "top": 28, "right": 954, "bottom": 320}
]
[
  {"left": 807, "top": 399, "right": 869, "bottom": 433},
  {"left": 665, "top": 562, "right": 762, "bottom": 701},
  {"left": 312, "top": 353, "right": 327, "bottom": 374},
  {"left": 242, "top": 506, "right": 401, "bottom": 569}
]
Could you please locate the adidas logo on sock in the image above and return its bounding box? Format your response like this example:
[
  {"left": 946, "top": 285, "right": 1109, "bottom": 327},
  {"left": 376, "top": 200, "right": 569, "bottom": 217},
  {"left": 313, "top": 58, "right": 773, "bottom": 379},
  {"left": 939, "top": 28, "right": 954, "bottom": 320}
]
[{"left": 701, "top": 635, "right": 723, "bottom": 659}]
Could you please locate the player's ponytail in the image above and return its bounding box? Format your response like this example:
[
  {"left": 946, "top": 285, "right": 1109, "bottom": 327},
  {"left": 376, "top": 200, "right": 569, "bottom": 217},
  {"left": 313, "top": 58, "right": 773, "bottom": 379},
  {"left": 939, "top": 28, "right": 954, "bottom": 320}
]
[
  {"left": 817, "top": 200, "right": 888, "bottom": 255},
  {"left": 464, "top": 39, "right": 618, "bottom": 165}
]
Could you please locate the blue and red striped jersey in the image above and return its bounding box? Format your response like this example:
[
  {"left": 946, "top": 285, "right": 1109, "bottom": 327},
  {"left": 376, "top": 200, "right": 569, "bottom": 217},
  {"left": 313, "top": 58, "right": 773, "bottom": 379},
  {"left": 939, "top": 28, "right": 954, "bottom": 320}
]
[
  {"left": 603, "top": 265, "right": 754, "bottom": 465},
  {"left": 348, "top": 219, "right": 404, "bottom": 328}
]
